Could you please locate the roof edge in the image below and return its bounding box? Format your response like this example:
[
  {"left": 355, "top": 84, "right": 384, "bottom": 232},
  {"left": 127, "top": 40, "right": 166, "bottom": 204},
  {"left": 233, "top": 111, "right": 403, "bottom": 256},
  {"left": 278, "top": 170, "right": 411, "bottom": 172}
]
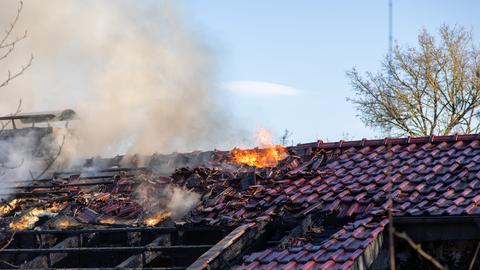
[{"left": 294, "top": 133, "right": 480, "bottom": 151}]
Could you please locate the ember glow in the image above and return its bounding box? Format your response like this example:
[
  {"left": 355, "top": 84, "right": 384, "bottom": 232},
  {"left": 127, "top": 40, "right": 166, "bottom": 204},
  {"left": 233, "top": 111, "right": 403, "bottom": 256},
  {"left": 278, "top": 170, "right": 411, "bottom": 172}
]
[
  {"left": 99, "top": 217, "right": 116, "bottom": 225},
  {"left": 54, "top": 218, "right": 72, "bottom": 229},
  {"left": 8, "top": 203, "right": 65, "bottom": 230},
  {"left": 0, "top": 198, "right": 20, "bottom": 216},
  {"left": 143, "top": 210, "right": 172, "bottom": 226},
  {"left": 230, "top": 129, "right": 287, "bottom": 168},
  {"left": 99, "top": 216, "right": 124, "bottom": 225},
  {"left": 53, "top": 217, "right": 82, "bottom": 229}
]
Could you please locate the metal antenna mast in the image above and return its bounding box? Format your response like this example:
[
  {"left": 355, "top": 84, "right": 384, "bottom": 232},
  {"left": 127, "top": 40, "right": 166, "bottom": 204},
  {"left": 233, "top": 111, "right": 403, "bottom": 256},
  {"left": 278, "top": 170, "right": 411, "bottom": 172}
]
[
  {"left": 388, "top": 0, "right": 393, "bottom": 65},
  {"left": 387, "top": 4, "right": 396, "bottom": 270}
]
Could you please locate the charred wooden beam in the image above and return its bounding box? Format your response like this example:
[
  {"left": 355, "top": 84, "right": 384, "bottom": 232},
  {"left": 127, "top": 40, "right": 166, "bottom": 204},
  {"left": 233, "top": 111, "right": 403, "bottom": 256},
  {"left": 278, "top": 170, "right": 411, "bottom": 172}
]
[
  {"left": 1, "top": 190, "right": 78, "bottom": 197},
  {"left": 10, "top": 174, "right": 134, "bottom": 184},
  {"left": 21, "top": 235, "right": 87, "bottom": 268},
  {"left": 117, "top": 234, "right": 171, "bottom": 268},
  {"left": 54, "top": 167, "right": 146, "bottom": 176},
  {"left": 6, "top": 225, "right": 221, "bottom": 235},
  {"left": 15, "top": 225, "right": 218, "bottom": 268},
  {"left": 2, "top": 245, "right": 213, "bottom": 254},
  {"left": 187, "top": 221, "right": 269, "bottom": 270},
  {"left": 22, "top": 266, "right": 185, "bottom": 270},
  {"left": 11, "top": 181, "right": 115, "bottom": 190}
]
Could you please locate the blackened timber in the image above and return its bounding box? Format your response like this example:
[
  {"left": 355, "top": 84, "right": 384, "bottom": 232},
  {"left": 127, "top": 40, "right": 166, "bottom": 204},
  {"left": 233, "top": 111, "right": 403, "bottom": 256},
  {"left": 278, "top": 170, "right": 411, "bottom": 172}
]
[
  {"left": 187, "top": 221, "right": 269, "bottom": 270},
  {"left": 21, "top": 236, "right": 84, "bottom": 268},
  {"left": 117, "top": 234, "right": 171, "bottom": 268},
  {"left": 53, "top": 167, "right": 147, "bottom": 176},
  {"left": 6, "top": 225, "right": 223, "bottom": 235},
  {"left": 9, "top": 174, "right": 135, "bottom": 184},
  {"left": 22, "top": 266, "right": 185, "bottom": 270},
  {"left": 1, "top": 245, "right": 213, "bottom": 254},
  {"left": 1, "top": 190, "right": 78, "bottom": 197},
  {"left": 11, "top": 180, "right": 115, "bottom": 189}
]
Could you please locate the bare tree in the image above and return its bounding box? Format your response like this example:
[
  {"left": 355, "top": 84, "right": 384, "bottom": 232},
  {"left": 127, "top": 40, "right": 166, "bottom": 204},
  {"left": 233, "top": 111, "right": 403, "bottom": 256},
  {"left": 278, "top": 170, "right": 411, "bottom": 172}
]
[
  {"left": 0, "top": 1, "right": 32, "bottom": 88},
  {"left": 0, "top": 1, "right": 33, "bottom": 133},
  {"left": 0, "top": 1, "right": 32, "bottom": 175},
  {"left": 347, "top": 25, "right": 480, "bottom": 136}
]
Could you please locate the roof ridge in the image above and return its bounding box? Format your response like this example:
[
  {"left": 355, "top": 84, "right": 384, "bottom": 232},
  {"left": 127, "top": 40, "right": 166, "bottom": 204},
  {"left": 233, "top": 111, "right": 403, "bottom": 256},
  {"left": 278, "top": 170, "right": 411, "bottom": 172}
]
[{"left": 294, "top": 133, "right": 480, "bottom": 150}]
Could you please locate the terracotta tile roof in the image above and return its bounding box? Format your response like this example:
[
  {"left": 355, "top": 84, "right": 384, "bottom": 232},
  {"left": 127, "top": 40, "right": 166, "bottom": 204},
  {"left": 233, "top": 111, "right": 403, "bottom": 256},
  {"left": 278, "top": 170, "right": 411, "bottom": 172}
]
[
  {"left": 189, "top": 134, "right": 480, "bottom": 227},
  {"left": 186, "top": 134, "right": 480, "bottom": 269},
  {"left": 236, "top": 217, "right": 388, "bottom": 270}
]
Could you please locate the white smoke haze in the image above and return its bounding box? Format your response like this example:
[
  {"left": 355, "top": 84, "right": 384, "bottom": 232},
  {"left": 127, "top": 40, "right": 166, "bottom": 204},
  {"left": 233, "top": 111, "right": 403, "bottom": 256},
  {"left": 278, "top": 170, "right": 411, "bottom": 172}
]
[
  {"left": 0, "top": 0, "right": 239, "bottom": 161},
  {"left": 0, "top": 128, "right": 63, "bottom": 199},
  {"left": 0, "top": 0, "right": 243, "bottom": 213},
  {"left": 165, "top": 186, "right": 200, "bottom": 218},
  {"left": 133, "top": 177, "right": 200, "bottom": 219},
  {"left": 0, "top": 135, "right": 36, "bottom": 199}
]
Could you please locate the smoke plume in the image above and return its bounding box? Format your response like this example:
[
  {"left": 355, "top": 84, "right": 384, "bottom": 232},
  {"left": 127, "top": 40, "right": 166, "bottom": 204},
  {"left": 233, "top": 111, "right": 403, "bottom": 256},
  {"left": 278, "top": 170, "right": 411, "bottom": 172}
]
[
  {"left": 0, "top": 0, "right": 235, "bottom": 159},
  {"left": 0, "top": 128, "right": 63, "bottom": 199}
]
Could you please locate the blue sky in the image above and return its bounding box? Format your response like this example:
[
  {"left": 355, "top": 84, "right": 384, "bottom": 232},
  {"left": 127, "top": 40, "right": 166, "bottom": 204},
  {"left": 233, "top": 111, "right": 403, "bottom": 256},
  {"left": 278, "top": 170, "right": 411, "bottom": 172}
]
[{"left": 181, "top": 1, "right": 480, "bottom": 144}]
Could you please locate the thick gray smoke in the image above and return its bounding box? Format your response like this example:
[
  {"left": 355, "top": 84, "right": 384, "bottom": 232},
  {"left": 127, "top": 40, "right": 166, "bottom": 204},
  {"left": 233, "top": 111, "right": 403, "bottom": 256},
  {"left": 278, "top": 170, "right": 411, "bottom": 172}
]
[
  {"left": 0, "top": 0, "right": 236, "bottom": 159},
  {"left": 0, "top": 0, "right": 238, "bottom": 211}
]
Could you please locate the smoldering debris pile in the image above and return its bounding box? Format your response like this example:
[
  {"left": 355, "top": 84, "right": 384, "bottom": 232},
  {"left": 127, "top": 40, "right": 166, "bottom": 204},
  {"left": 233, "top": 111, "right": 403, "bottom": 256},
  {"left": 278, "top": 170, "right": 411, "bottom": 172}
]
[
  {"left": 0, "top": 144, "right": 344, "bottom": 235},
  {"left": 0, "top": 147, "right": 296, "bottom": 232},
  {"left": 181, "top": 148, "right": 340, "bottom": 227},
  {"left": 0, "top": 169, "right": 191, "bottom": 233}
]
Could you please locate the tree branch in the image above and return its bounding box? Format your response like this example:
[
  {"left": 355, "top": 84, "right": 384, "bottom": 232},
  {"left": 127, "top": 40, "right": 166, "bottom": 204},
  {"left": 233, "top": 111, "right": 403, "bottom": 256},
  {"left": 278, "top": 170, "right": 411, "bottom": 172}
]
[{"left": 394, "top": 231, "right": 447, "bottom": 270}]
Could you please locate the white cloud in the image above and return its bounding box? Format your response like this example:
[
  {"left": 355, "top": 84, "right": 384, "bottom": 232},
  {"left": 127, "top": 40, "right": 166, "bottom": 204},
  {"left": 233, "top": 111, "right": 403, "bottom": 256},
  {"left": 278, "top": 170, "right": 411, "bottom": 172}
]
[{"left": 221, "top": 80, "right": 302, "bottom": 96}]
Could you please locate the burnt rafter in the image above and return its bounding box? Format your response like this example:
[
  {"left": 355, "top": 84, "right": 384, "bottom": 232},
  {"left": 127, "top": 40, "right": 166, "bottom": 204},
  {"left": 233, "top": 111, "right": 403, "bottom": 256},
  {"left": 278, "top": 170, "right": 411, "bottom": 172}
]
[
  {"left": 117, "top": 234, "right": 171, "bottom": 268},
  {"left": 0, "top": 245, "right": 214, "bottom": 254}
]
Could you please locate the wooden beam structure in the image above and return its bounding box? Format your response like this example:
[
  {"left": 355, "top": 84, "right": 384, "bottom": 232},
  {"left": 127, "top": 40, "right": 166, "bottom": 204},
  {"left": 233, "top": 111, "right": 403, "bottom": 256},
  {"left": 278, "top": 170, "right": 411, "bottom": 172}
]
[
  {"left": 116, "top": 234, "right": 171, "bottom": 268},
  {"left": 187, "top": 221, "right": 269, "bottom": 270}
]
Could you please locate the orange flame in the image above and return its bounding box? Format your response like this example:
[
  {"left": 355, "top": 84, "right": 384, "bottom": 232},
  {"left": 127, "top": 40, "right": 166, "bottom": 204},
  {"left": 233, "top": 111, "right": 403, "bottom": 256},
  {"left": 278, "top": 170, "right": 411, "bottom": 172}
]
[{"left": 230, "top": 129, "right": 287, "bottom": 168}]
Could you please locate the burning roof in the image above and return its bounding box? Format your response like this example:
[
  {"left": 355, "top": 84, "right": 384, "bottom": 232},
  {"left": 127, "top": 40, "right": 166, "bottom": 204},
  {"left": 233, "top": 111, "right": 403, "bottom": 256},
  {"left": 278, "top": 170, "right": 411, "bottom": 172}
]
[{"left": 1, "top": 133, "right": 480, "bottom": 269}]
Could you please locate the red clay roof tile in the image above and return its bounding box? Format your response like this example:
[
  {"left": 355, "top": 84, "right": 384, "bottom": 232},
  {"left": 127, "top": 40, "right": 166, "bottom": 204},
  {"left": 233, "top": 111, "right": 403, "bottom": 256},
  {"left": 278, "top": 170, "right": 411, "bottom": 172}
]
[
  {"left": 237, "top": 217, "right": 387, "bottom": 269},
  {"left": 187, "top": 134, "right": 480, "bottom": 269}
]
